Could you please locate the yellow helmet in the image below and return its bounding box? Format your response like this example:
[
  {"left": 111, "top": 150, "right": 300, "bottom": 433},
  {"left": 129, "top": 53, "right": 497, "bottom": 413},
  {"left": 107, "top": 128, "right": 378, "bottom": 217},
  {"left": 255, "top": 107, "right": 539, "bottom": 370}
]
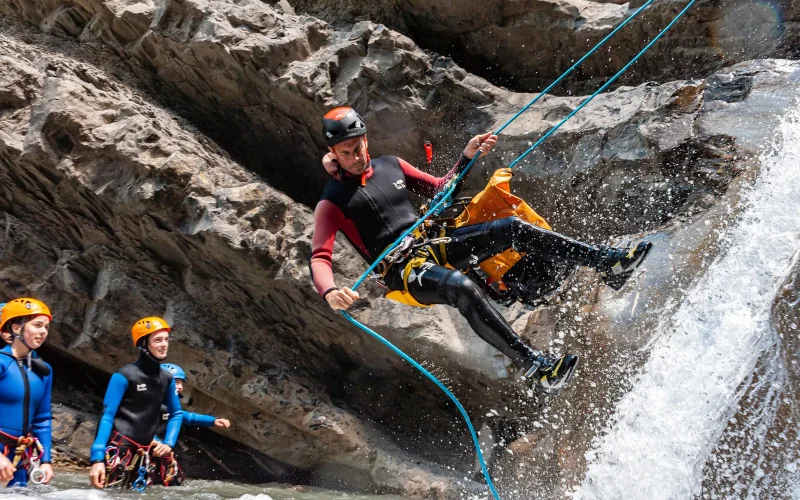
[
  {"left": 131, "top": 317, "right": 170, "bottom": 347},
  {"left": 0, "top": 298, "right": 52, "bottom": 331}
]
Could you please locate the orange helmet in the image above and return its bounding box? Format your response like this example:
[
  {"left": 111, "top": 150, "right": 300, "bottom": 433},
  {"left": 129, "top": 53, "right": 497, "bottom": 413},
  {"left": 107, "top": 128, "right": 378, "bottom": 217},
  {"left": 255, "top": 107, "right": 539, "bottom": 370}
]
[
  {"left": 0, "top": 298, "right": 52, "bottom": 331},
  {"left": 131, "top": 316, "right": 170, "bottom": 347}
]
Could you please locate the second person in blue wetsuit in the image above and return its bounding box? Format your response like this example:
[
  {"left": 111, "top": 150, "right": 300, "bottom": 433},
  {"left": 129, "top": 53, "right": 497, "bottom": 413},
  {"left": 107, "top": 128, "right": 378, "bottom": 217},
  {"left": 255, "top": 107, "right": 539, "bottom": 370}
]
[
  {"left": 151, "top": 363, "right": 231, "bottom": 486},
  {"left": 88, "top": 317, "right": 183, "bottom": 489},
  {"left": 156, "top": 364, "right": 231, "bottom": 436},
  {"left": 0, "top": 298, "right": 54, "bottom": 487}
]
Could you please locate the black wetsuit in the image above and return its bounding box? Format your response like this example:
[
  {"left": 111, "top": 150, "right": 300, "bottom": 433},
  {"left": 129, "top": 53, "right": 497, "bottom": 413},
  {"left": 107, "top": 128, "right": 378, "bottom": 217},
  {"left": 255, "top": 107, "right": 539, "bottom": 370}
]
[
  {"left": 311, "top": 156, "right": 608, "bottom": 371},
  {"left": 90, "top": 351, "right": 182, "bottom": 462}
]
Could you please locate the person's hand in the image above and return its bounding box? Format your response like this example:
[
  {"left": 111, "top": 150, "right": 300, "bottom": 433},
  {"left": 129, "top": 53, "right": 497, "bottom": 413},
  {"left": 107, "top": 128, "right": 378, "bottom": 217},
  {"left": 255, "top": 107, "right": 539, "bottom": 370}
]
[
  {"left": 151, "top": 442, "right": 173, "bottom": 457},
  {"left": 214, "top": 418, "right": 231, "bottom": 428},
  {"left": 325, "top": 288, "right": 359, "bottom": 311},
  {"left": 464, "top": 132, "right": 498, "bottom": 159},
  {"left": 89, "top": 462, "right": 106, "bottom": 489},
  {"left": 322, "top": 152, "right": 340, "bottom": 177},
  {"left": 39, "top": 463, "right": 54, "bottom": 484},
  {"left": 0, "top": 453, "right": 15, "bottom": 483}
]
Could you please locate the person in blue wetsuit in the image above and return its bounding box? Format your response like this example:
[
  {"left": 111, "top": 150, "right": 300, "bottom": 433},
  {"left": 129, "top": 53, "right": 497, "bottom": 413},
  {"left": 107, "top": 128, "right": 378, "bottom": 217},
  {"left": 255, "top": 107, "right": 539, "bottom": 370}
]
[
  {"left": 150, "top": 363, "right": 231, "bottom": 486},
  {"left": 157, "top": 364, "right": 231, "bottom": 436},
  {"left": 88, "top": 316, "right": 183, "bottom": 489},
  {"left": 0, "top": 298, "right": 54, "bottom": 487}
]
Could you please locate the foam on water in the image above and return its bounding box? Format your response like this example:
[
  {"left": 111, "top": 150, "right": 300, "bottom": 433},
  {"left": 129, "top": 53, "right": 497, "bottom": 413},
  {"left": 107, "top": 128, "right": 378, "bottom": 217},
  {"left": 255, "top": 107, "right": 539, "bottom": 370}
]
[{"left": 3, "top": 473, "right": 406, "bottom": 500}]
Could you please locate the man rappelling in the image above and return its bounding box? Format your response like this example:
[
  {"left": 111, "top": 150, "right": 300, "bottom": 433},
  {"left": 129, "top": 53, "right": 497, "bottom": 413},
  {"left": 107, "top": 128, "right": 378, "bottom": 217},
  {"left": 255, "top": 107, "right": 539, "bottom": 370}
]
[{"left": 310, "top": 107, "right": 651, "bottom": 394}]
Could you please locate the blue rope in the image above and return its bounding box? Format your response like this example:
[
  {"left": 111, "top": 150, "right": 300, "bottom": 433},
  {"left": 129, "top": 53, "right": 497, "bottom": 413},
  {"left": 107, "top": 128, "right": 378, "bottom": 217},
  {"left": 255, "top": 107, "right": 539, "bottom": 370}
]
[
  {"left": 341, "top": 311, "right": 502, "bottom": 498},
  {"left": 339, "top": 2, "right": 697, "bottom": 498},
  {"left": 493, "top": 0, "right": 657, "bottom": 136},
  {"left": 351, "top": 0, "right": 658, "bottom": 290},
  {"left": 508, "top": 0, "right": 698, "bottom": 169}
]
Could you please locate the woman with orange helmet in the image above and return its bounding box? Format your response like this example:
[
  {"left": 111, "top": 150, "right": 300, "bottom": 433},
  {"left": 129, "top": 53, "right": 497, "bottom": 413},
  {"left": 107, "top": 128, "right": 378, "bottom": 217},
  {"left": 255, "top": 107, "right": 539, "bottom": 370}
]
[
  {"left": 0, "top": 298, "right": 54, "bottom": 487},
  {"left": 88, "top": 317, "right": 183, "bottom": 490}
]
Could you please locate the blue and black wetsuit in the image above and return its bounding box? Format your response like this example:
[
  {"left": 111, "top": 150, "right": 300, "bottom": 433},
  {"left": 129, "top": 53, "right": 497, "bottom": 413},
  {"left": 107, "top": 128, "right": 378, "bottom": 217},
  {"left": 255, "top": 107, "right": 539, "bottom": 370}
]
[
  {"left": 151, "top": 403, "right": 216, "bottom": 486},
  {"left": 90, "top": 351, "right": 182, "bottom": 463},
  {"left": 0, "top": 345, "right": 52, "bottom": 487},
  {"left": 155, "top": 405, "right": 216, "bottom": 441}
]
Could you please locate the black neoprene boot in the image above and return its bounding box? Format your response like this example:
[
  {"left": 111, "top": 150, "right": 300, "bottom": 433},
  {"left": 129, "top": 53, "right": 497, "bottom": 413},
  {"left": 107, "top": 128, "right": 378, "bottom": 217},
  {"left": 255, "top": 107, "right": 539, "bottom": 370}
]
[
  {"left": 594, "top": 241, "right": 653, "bottom": 290},
  {"left": 523, "top": 353, "right": 579, "bottom": 395}
]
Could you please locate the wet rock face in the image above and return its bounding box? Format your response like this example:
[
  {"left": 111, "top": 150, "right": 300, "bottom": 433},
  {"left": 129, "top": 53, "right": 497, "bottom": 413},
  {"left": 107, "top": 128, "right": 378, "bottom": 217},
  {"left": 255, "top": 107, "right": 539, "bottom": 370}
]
[
  {"left": 3, "top": 0, "right": 800, "bottom": 496},
  {"left": 697, "top": 262, "right": 800, "bottom": 497},
  {"left": 7, "top": 0, "right": 758, "bottom": 242},
  {"left": 774, "top": 263, "right": 800, "bottom": 390},
  {"left": 0, "top": 30, "right": 484, "bottom": 495},
  {"left": 10, "top": 0, "right": 472, "bottom": 207},
  {"left": 290, "top": 0, "right": 799, "bottom": 94}
]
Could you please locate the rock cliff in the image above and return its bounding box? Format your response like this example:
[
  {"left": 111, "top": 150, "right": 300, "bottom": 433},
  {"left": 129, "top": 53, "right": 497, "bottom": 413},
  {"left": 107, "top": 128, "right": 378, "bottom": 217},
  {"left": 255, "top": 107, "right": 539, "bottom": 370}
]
[{"left": 2, "top": 0, "right": 799, "bottom": 496}]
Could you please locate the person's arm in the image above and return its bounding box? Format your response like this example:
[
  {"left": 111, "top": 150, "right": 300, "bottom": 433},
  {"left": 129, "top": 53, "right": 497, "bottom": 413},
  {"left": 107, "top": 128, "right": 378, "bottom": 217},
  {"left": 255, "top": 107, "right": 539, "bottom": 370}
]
[
  {"left": 89, "top": 373, "right": 128, "bottom": 463},
  {"left": 310, "top": 200, "right": 345, "bottom": 298},
  {"left": 184, "top": 412, "right": 217, "bottom": 427},
  {"left": 310, "top": 201, "right": 362, "bottom": 310},
  {"left": 401, "top": 133, "right": 498, "bottom": 198},
  {"left": 31, "top": 365, "right": 53, "bottom": 463},
  {"left": 153, "top": 409, "right": 217, "bottom": 446},
  {"left": 161, "top": 377, "right": 183, "bottom": 448},
  {"left": 399, "top": 156, "right": 469, "bottom": 198}
]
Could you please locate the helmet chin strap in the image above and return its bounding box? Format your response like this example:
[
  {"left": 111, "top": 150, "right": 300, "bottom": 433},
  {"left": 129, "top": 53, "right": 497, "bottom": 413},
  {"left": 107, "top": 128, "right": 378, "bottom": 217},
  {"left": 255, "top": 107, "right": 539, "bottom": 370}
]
[
  {"left": 331, "top": 150, "right": 371, "bottom": 182},
  {"left": 137, "top": 337, "right": 160, "bottom": 361},
  {"left": 9, "top": 318, "right": 34, "bottom": 370},
  {"left": 11, "top": 320, "right": 33, "bottom": 348},
  {"left": 139, "top": 345, "right": 158, "bottom": 359}
]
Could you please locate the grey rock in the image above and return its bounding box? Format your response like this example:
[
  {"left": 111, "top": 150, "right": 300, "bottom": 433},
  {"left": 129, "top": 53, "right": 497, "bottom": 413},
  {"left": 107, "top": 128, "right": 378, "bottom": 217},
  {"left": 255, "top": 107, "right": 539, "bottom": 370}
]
[
  {"left": 3, "top": 0, "right": 800, "bottom": 495},
  {"left": 0, "top": 31, "right": 477, "bottom": 496},
  {"left": 290, "top": 0, "right": 800, "bottom": 94}
]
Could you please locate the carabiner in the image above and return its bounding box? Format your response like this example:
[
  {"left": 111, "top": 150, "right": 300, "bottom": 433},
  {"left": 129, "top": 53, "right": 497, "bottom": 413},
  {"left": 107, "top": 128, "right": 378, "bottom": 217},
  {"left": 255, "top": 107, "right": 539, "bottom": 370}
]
[
  {"left": 132, "top": 465, "right": 148, "bottom": 492},
  {"left": 28, "top": 460, "right": 44, "bottom": 484}
]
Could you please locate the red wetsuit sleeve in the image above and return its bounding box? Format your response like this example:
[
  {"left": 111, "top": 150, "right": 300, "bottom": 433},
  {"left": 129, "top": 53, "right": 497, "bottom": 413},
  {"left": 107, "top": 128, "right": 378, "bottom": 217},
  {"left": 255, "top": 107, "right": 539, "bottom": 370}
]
[
  {"left": 398, "top": 156, "right": 470, "bottom": 198},
  {"left": 310, "top": 200, "right": 370, "bottom": 298},
  {"left": 310, "top": 200, "right": 344, "bottom": 297}
]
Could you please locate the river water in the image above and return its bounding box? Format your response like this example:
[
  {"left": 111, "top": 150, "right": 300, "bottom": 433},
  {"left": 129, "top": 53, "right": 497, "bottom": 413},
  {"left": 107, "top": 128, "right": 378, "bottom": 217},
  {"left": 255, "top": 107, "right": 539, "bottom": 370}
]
[{"left": 0, "top": 472, "right": 407, "bottom": 500}]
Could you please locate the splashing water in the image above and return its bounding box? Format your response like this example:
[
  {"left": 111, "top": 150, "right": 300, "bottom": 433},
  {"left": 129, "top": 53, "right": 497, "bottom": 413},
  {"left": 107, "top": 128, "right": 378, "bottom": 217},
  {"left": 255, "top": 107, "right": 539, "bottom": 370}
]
[
  {"left": 575, "top": 105, "right": 800, "bottom": 499},
  {"left": 0, "top": 473, "right": 408, "bottom": 500}
]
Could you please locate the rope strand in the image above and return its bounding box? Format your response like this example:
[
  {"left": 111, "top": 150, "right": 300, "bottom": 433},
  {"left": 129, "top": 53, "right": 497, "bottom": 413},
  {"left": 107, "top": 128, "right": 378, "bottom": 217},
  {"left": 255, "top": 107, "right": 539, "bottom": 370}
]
[{"left": 341, "top": 2, "right": 698, "bottom": 498}]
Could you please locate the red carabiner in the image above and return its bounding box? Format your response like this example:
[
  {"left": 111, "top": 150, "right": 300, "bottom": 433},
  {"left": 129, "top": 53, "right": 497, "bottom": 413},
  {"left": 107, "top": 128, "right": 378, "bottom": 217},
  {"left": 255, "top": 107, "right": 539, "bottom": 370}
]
[{"left": 423, "top": 141, "right": 433, "bottom": 165}]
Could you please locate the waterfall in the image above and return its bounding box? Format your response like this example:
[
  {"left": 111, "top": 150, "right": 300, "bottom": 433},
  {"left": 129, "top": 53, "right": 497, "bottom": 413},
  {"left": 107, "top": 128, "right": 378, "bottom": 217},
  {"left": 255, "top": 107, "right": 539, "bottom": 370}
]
[{"left": 575, "top": 106, "right": 800, "bottom": 499}]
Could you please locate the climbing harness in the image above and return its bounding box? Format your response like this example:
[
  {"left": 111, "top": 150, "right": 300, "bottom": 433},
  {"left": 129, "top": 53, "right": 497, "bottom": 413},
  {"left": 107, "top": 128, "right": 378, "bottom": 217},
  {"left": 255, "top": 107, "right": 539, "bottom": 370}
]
[
  {"left": 161, "top": 455, "right": 184, "bottom": 486},
  {"left": 152, "top": 452, "right": 184, "bottom": 487},
  {"left": 0, "top": 430, "right": 45, "bottom": 484},
  {"left": 103, "top": 432, "right": 154, "bottom": 490},
  {"left": 373, "top": 224, "right": 453, "bottom": 308},
  {"left": 341, "top": 1, "right": 699, "bottom": 498}
]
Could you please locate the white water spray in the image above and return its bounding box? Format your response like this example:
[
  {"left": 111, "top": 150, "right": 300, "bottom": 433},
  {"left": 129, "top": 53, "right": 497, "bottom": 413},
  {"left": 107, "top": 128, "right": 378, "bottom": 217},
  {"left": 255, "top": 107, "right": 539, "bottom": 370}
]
[{"left": 575, "top": 106, "right": 800, "bottom": 499}]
